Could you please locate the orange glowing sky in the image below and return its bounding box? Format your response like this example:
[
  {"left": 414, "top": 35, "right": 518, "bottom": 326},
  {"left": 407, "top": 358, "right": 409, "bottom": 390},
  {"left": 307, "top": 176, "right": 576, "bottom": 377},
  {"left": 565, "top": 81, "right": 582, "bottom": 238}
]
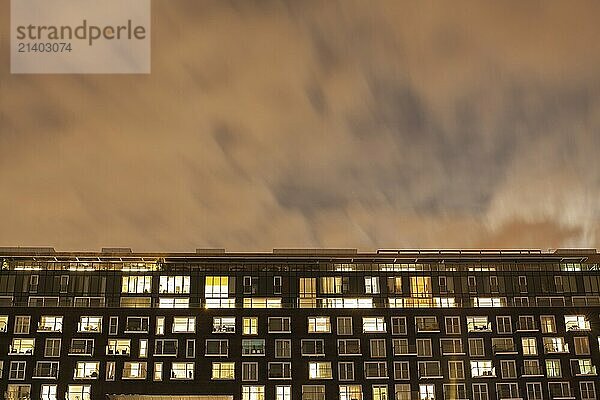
[{"left": 1, "top": 0, "right": 599, "bottom": 251}]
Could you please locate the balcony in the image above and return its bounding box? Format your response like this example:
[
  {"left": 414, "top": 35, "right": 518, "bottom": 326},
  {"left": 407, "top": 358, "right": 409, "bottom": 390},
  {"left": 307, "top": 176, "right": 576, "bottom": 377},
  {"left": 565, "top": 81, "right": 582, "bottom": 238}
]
[
  {"left": 467, "top": 322, "right": 491, "bottom": 332},
  {"left": 471, "top": 368, "right": 496, "bottom": 378},
  {"left": 32, "top": 366, "right": 59, "bottom": 379},
  {"left": 521, "top": 366, "right": 543, "bottom": 377},
  {"left": 492, "top": 343, "right": 517, "bottom": 354},
  {"left": 106, "top": 346, "right": 130, "bottom": 356},
  {"left": 73, "top": 369, "right": 99, "bottom": 380},
  {"left": 8, "top": 346, "right": 34, "bottom": 356},
  {"left": 416, "top": 322, "right": 439, "bottom": 333},
  {"left": 565, "top": 321, "right": 590, "bottom": 332},
  {"left": 77, "top": 324, "right": 101, "bottom": 333},
  {"left": 68, "top": 346, "right": 94, "bottom": 356},
  {"left": 516, "top": 322, "right": 538, "bottom": 332},
  {"left": 37, "top": 324, "right": 62, "bottom": 333},
  {"left": 392, "top": 344, "right": 418, "bottom": 356},
  {"left": 544, "top": 343, "right": 569, "bottom": 354}
]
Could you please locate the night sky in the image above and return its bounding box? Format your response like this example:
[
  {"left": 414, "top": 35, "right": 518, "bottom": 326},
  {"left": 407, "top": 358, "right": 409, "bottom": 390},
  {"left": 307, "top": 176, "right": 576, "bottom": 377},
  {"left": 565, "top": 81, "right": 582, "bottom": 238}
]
[{"left": 1, "top": 0, "right": 599, "bottom": 251}]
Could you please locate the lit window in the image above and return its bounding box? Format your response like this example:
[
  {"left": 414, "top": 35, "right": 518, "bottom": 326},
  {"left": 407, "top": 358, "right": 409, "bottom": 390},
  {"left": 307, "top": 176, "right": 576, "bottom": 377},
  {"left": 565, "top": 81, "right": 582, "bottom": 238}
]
[
  {"left": 243, "top": 317, "right": 258, "bottom": 335},
  {"left": 410, "top": 277, "right": 431, "bottom": 297},
  {"left": 543, "top": 337, "right": 568, "bottom": 353},
  {"left": 158, "top": 297, "right": 189, "bottom": 308},
  {"left": 106, "top": 361, "right": 115, "bottom": 380},
  {"left": 340, "top": 385, "right": 363, "bottom": 400},
  {"left": 139, "top": 339, "right": 148, "bottom": 358},
  {"left": 243, "top": 298, "right": 281, "bottom": 308},
  {"left": 472, "top": 297, "right": 506, "bottom": 307},
  {"left": 540, "top": 315, "right": 556, "bottom": 333},
  {"left": 363, "top": 317, "right": 386, "bottom": 333},
  {"left": 6, "top": 385, "right": 31, "bottom": 400},
  {"left": 159, "top": 276, "right": 190, "bottom": 294},
  {"left": 470, "top": 361, "right": 495, "bottom": 377},
  {"left": 373, "top": 385, "right": 387, "bottom": 400},
  {"left": 242, "top": 386, "right": 265, "bottom": 400},
  {"left": 275, "top": 385, "right": 291, "bottom": 400},
  {"left": 0, "top": 315, "right": 8, "bottom": 332},
  {"left": 122, "top": 362, "right": 147, "bottom": 379},
  {"left": 106, "top": 339, "right": 131, "bottom": 356},
  {"left": 77, "top": 316, "right": 102, "bottom": 333},
  {"left": 205, "top": 276, "right": 229, "bottom": 298},
  {"left": 466, "top": 316, "right": 490, "bottom": 332},
  {"left": 38, "top": 316, "right": 63, "bottom": 332},
  {"left": 40, "top": 384, "right": 57, "bottom": 400},
  {"left": 419, "top": 384, "right": 435, "bottom": 400},
  {"left": 364, "top": 277, "right": 380, "bottom": 294},
  {"left": 74, "top": 362, "right": 100, "bottom": 379},
  {"left": 66, "top": 385, "right": 91, "bottom": 400},
  {"left": 521, "top": 337, "right": 537, "bottom": 355},
  {"left": 309, "top": 362, "right": 332, "bottom": 379},
  {"left": 213, "top": 317, "right": 236, "bottom": 333},
  {"left": 546, "top": 359, "right": 562, "bottom": 377},
  {"left": 308, "top": 317, "right": 331, "bottom": 333},
  {"left": 212, "top": 362, "right": 235, "bottom": 380},
  {"left": 9, "top": 338, "right": 35, "bottom": 355},
  {"left": 172, "top": 317, "right": 195, "bottom": 333},
  {"left": 171, "top": 362, "right": 194, "bottom": 380},
  {"left": 121, "top": 276, "right": 152, "bottom": 294},
  {"left": 153, "top": 362, "right": 162, "bottom": 381},
  {"left": 320, "top": 277, "right": 342, "bottom": 294},
  {"left": 565, "top": 315, "right": 591, "bottom": 331},
  {"left": 156, "top": 317, "right": 165, "bottom": 335}
]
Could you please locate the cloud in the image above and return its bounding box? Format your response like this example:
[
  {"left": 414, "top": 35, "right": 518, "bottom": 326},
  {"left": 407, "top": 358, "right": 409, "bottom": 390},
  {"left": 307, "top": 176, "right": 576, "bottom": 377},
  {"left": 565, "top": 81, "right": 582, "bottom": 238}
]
[{"left": 0, "top": 0, "right": 599, "bottom": 251}]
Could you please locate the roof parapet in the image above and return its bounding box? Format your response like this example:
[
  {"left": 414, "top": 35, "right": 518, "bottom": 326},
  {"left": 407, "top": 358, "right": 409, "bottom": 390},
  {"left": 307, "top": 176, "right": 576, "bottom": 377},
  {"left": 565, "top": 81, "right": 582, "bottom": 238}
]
[{"left": 273, "top": 248, "right": 358, "bottom": 255}]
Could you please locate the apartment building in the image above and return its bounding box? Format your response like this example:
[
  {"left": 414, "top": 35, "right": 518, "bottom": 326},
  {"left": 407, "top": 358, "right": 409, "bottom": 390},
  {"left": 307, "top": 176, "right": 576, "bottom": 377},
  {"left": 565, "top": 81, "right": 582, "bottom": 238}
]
[{"left": 0, "top": 247, "right": 599, "bottom": 400}]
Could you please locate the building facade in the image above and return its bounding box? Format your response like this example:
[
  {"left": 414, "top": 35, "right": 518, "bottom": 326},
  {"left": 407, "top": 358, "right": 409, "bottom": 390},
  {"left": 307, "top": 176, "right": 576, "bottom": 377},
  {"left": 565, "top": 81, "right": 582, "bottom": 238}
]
[{"left": 0, "top": 247, "right": 599, "bottom": 400}]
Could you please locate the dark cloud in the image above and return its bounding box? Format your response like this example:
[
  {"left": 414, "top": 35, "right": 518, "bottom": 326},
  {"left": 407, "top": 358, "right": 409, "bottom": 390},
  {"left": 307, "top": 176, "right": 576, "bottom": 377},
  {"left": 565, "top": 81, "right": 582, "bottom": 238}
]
[{"left": 0, "top": 0, "right": 599, "bottom": 251}]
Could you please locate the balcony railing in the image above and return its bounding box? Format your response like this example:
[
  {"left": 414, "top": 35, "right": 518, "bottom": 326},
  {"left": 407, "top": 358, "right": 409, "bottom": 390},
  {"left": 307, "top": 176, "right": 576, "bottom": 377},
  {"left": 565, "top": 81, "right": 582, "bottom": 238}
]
[
  {"left": 416, "top": 323, "right": 439, "bottom": 332},
  {"left": 106, "top": 346, "right": 130, "bottom": 356},
  {"left": 467, "top": 322, "right": 491, "bottom": 332},
  {"left": 8, "top": 347, "right": 34, "bottom": 355},
  {"left": 521, "top": 366, "right": 543, "bottom": 376},
  {"left": 68, "top": 346, "right": 94, "bottom": 356},
  {"left": 544, "top": 343, "right": 569, "bottom": 354},
  {"left": 32, "top": 367, "right": 59, "bottom": 379},
  {"left": 492, "top": 344, "right": 516, "bottom": 354}
]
